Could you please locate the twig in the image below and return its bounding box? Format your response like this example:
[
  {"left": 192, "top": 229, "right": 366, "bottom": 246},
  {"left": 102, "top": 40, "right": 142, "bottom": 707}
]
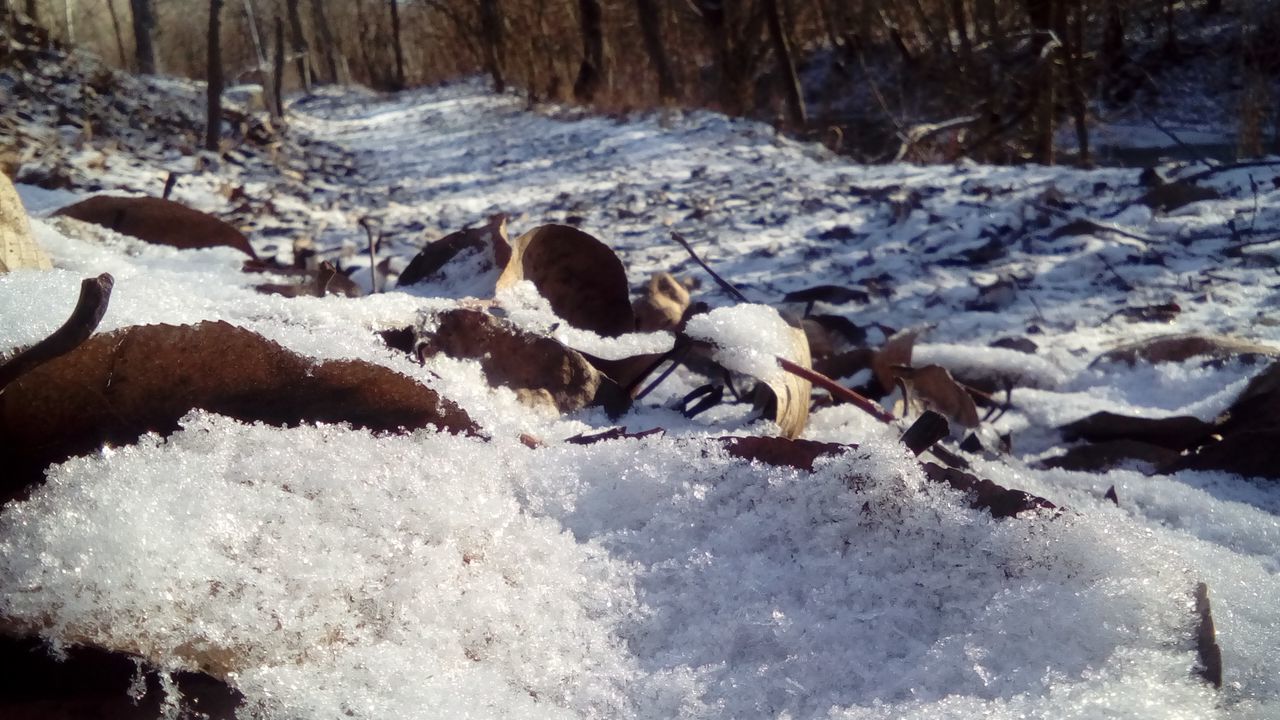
[
  {"left": 1099, "top": 254, "right": 1134, "bottom": 292},
  {"left": 776, "top": 356, "right": 895, "bottom": 424},
  {"left": 359, "top": 216, "right": 380, "bottom": 294},
  {"left": 1180, "top": 158, "right": 1280, "bottom": 184},
  {"left": 670, "top": 232, "right": 750, "bottom": 303},
  {"left": 0, "top": 274, "right": 114, "bottom": 393}
]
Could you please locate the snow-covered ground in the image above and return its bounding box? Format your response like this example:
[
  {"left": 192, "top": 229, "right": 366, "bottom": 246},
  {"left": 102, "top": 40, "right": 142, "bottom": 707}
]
[{"left": 2, "top": 78, "right": 1279, "bottom": 719}]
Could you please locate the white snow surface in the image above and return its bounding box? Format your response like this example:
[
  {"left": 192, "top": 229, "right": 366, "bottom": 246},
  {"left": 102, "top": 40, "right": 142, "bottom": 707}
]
[{"left": 1, "top": 79, "right": 1279, "bottom": 719}]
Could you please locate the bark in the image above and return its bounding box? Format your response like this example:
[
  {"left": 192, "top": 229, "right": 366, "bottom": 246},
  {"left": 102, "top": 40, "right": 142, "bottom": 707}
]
[
  {"left": 205, "top": 0, "right": 224, "bottom": 152},
  {"left": 106, "top": 0, "right": 128, "bottom": 66},
  {"left": 573, "top": 0, "right": 605, "bottom": 102},
  {"left": 1023, "top": 0, "right": 1055, "bottom": 164},
  {"left": 634, "top": 0, "right": 678, "bottom": 101},
  {"left": 479, "top": 0, "right": 506, "bottom": 93},
  {"left": 950, "top": 0, "right": 972, "bottom": 67},
  {"left": 24, "top": 0, "right": 39, "bottom": 25},
  {"left": 1064, "top": 0, "right": 1089, "bottom": 165},
  {"left": 285, "top": 0, "right": 311, "bottom": 91},
  {"left": 129, "top": 0, "right": 156, "bottom": 74},
  {"left": 764, "top": 0, "right": 806, "bottom": 127},
  {"left": 389, "top": 0, "right": 406, "bottom": 90},
  {"left": 309, "top": 0, "right": 340, "bottom": 83},
  {"left": 272, "top": 15, "right": 285, "bottom": 119}
]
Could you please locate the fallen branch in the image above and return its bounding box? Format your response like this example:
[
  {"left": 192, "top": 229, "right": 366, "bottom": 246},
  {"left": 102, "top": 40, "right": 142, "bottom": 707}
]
[
  {"left": 777, "top": 356, "right": 895, "bottom": 424},
  {"left": 0, "top": 273, "right": 114, "bottom": 393}
]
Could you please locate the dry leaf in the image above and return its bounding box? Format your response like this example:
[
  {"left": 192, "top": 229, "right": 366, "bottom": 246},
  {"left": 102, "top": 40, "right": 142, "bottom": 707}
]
[
  {"left": 398, "top": 214, "right": 510, "bottom": 287},
  {"left": 496, "top": 224, "right": 635, "bottom": 337},
  {"left": 921, "top": 462, "right": 1057, "bottom": 518},
  {"left": 1060, "top": 411, "right": 1214, "bottom": 449},
  {"left": 1093, "top": 334, "right": 1280, "bottom": 367},
  {"left": 634, "top": 272, "right": 690, "bottom": 333},
  {"left": 897, "top": 364, "right": 980, "bottom": 428},
  {"left": 1038, "top": 439, "right": 1181, "bottom": 472},
  {"left": 54, "top": 195, "right": 258, "bottom": 258},
  {"left": 872, "top": 328, "right": 919, "bottom": 395},
  {"left": 0, "top": 172, "right": 53, "bottom": 272},
  {"left": 417, "top": 308, "right": 628, "bottom": 416},
  {"left": 0, "top": 320, "right": 476, "bottom": 493},
  {"left": 719, "top": 436, "right": 847, "bottom": 472},
  {"left": 255, "top": 260, "right": 363, "bottom": 298},
  {"left": 753, "top": 319, "right": 812, "bottom": 439}
]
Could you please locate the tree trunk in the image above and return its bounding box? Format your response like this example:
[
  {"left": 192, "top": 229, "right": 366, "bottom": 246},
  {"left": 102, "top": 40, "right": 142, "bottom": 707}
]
[
  {"left": 389, "top": 0, "right": 405, "bottom": 90},
  {"left": 62, "top": 0, "right": 73, "bottom": 43},
  {"left": 106, "top": 0, "right": 129, "bottom": 67},
  {"left": 272, "top": 15, "right": 285, "bottom": 119},
  {"left": 764, "top": 0, "right": 806, "bottom": 127},
  {"left": 573, "top": 0, "right": 605, "bottom": 102},
  {"left": 309, "top": 0, "right": 340, "bottom": 84},
  {"left": 1064, "top": 0, "right": 1089, "bottom": 166},
  {"left": 285, "top": 0, "right": 311, "bottom": 92},
  {"left": 1023, "top": 0, "right": 1055, "bottom": 164},
  {"left": 950, "top": 0, "right": 972, "bottom": 68},
  {"left": 634, "top": 0, "right": 678, "bottom": 101},
  {"left": 23, "top": 0, "right": 37, "bottom": 25},
  {"left": 205, "top": 0, "right": 224, "bottom": 152},
  {"left": 479, "top": 0, "right": 506, "bottom": 93},
  {"left": 129, "top": 0, "right": 156, "bottom": 73}
]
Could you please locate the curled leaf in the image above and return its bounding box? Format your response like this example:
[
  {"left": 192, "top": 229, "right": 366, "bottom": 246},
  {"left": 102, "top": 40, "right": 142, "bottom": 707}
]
[
  {"left": 0, "top": 172, "right": 52, "bottom": 272},
  {"left": 398, "top": 214, "right": 510, "bottom": 287},
  {"left": 0, "top": 320, "right": 476, "bottom": 495},
  {"left": 1093, "top": 334, "right": 1280, "bottom": 367},
  {"left": 872, "top": 328, "right": 919, "bottom": 396},
  {"left": 496, "top": 224, "right": 634, "bottom": 337},
  {"left": 896, "top": 364, "right": 980, "bottom": 428},
  {"left": 55, "top": 195, "right": 258, "bottom": 258},
  {"left": 634, "top": 272, "right": 690, "bottom": 333},
  {"left": 417, "top": 308, "right": 628, "bottom": 416}
]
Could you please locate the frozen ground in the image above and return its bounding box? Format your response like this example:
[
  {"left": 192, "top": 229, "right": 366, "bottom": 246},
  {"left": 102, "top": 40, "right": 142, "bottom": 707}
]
[{"left": 2, "top": 77, "right": 1280, "bottom": 719}]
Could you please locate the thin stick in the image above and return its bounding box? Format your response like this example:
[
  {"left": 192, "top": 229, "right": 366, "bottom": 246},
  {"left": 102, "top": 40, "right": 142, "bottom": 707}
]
[
  {"left": 776, "top": 356, "right": 895, "bottom": 424},
  {"left": 359, "top": 217, "right": 380, "bottom": 293},
  {"left": 0, "top": 274, "right": 114, "bottom": 393},
  {"left": 670, "top": 232, "right": 750, "bottom": 303}
]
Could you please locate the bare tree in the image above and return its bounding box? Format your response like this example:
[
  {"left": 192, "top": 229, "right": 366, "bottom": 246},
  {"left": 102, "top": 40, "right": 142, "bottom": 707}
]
[
  {"left": 272, "top": 15, "right": 285, "bottom": 119},
  {"left": 310, "top": 0, "right": 340, "bottom": 83},
  {"left": 634, "top": 0, "right": 679, "bottom": 101},
  {"left": 205, "top": 0, "right": 224, "bottom": 152},
  {"left": 285, "top": 0, "right": 312, "bottom": 91},
  {"left": 389, "top": 0, "right": 405, "bottom": 90},
  {"left": 479, "top": 0, "right": 506, "bottom": 93},
  {"left": 106, "top": 0, "right": 129, "bottom": 66},
  {"left": 130, "top": 0, "right": 156, "bottom": 73},
  {"left": 573, "top": 0, "right": 605, "bottom": 102},
  {"left": 764, "top": 0, "right": 806, "bottom": 127}
]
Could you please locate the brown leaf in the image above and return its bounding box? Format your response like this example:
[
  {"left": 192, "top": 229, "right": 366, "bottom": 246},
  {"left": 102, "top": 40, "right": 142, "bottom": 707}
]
[
  {"left": 255, "top": 260, "right": 362, "bottom": 298},
  {"left": 719, "top": 435, "right": 848, "bottom": 472},
  {"left": 417, "top": 308, "right": 628, "bottom": 416},
  {"left": 801, "top": 315, "right": 867, "bottom": 361},
  {"left": 813, "top": 347, "right": 875, "bottom": 380},
  {"left": 0, "top": 321, "right": 476, "bottom": 495},
  {"left": 1140, "top": 181, "right": 1222, "bottom": 212},
  {"left": 633, "top": 272, "right": 690, "bottom": 333},
  {"left": 54, "top": 195, "right": 258, "bottom": 258},
  {"left": 1194, "top": 582, "right": 1224, "bottom": 689},
  {"left": 754, "top": 320, "right": 812, "bottom": 439},
  {"left": 1175, "top": 431, "right": 1280, "bottom": 480},
  {"left": 921, "top": 462, "right": 1057, "bottom": 518},
  {"left": 872, "top": 328, "right": 918, "bottom": 396},
  {"left": 496, "top": 224, "right": 635, "bottom": 337},
  {"left": 1060, "top": 412, "right": 1214, "bottom": 450},
  {"left": 0, "top": 172, "right": 52, "bottom": 272},
  {"left": 1038, "top": 440, "right": 1181, "bottom": 472},
  {"left": 897, "top": 364, "right": 980, "bottom": 428},
  {"left": 1093, "top": 334, "right": 1280, "bottom": 367},
  {"left": 398, "top": 214, "right": 510, "bottom": 288}
]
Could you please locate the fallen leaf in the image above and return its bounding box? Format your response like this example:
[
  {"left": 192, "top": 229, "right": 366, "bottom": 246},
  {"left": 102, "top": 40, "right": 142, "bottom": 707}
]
[
  {"left": 1060, "top": 412, "right": 1214, "bottom": 449},
  {"left": 1141, "top": 181, "right": 1222, "bottom": 212},
  {"left": 0, "top": 172, "right": 52, "bottom": 272},
  {"left": 1038, "top": 440, "right": 1180, "bottom": 472},
  {"left": 1093, "top": 334, "right": 1280, "bottom": 367},
  {"left": 0, "top": 320, "right": 476, "bottom": 495},
  {"left": 397, "top": 214, "right": 510, "bottom": 287},
  {"left": 417, "top": 308, "right": 628, "bottom": 416},
  {"left": 802, "top": 315, "right": 866, "bottom": 360},
  {"left": 897, "top": 364, "right": 980, "bottom": 428},
  {"left": 719, "top": 436, "right": 849, "bottom": 472},
  {"left": 0, "top": 634, "right": 244, "bottom": 719},
  {"left": 633, "top": 272, "right": 690, "bottom": 333},
  {"left": 54, "top": 195, "right": 258, "bottom": 258},
  {"left": 755, "top": 318, "right": 813, "bottom": 439},
  {"left": 921, "top": 462, "right": 1057, "bottom": 518},
  {"left": 496, "top": 224, "right": 635, "bottom": 337},
  {"left": 255, "top": 260, "right": 362, "bottom": 298},
  {"left": 872, "top": 328, "right": 919, "bottom": 396},
  {"left": 782, "top": 284, "right": 870, "bottom": 311}
]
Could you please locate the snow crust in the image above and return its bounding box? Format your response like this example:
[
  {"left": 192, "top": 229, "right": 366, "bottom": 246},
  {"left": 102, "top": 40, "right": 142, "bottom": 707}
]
[{"left": 1, "top": 79, "right": 1278, "bottom": 719}]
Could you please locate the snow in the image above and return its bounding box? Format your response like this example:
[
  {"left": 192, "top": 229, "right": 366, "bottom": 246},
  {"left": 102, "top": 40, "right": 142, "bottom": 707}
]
[{"left": 2, "top": 77, "right": 1279, "bottom": 719}]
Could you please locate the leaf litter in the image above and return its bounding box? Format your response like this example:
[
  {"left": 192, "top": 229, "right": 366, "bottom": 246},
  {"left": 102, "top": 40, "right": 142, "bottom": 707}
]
[{"left": 0, "top": 71, "right": 1277, "bottom": 720}]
